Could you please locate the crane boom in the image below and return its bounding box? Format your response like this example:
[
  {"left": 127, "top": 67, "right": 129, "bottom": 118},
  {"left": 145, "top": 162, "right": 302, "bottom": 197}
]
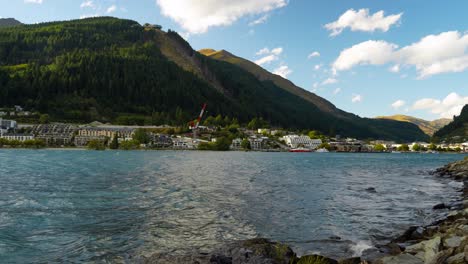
[{"left": 194, "top": 103, "right": 207, "bottom": 129}]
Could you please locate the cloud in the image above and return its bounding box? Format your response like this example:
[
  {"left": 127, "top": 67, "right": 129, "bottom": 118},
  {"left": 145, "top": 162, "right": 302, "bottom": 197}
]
[
  {"left": 389, "top": 64, "right": 400, "bottom": 73},
  {"left": 249, "top": 14, "right": 269, "bottom": 26},
  {"left": 391, "top": 100, "right": 405, "bottom": 109},
  {"left": 325, "top": 8, "right": 402, "bottom": 36},
  {"left": 156, "top": 0, "right": 288, "bottom": 34},
  {"left": 106, "top": 5, "right": 117, "bottom": 14},
  {"left": 412, "top": 92, "right": 468, "bottom": 118},
  {"left": 321, "top": 78, "right": 338, "bottom": 85},
  {"left": 314, "top": 64, "right": 321, "bottom": 71},
  {"left": 24, "top": 0, "right": 43, "bottom": 3},
  {"left": 80, "top": 0, "right": 94, "bottom": 9},
  {"left": 332, "top": 31, "right": 468, "bottom": 78},
  {"left": 308, "top": 51, "right": 320, "bottom": 59},
  {"left": 352, "top": 94, "right": 363, "bottom": 103},
  {"left": 254, "top": 47, "right": 283, "bottom": 66},
  {"left": 333, "top": 88, "right": 341, "bottom": 95},
  {"left": 273, "top": 65, "right": 292, "bottom": 78}
]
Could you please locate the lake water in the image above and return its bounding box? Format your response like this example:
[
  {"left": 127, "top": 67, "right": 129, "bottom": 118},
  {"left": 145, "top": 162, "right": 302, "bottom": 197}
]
[{"left": 0, "top": 150, "right": 466, "bottom": 263}]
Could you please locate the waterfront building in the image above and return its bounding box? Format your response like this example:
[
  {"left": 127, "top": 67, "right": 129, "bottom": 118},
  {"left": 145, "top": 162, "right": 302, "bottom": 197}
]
[
  {"left": 282, "top": 135, "right": 322, "bottom": 149},
  {"left": 0, "top": 118, "right": 18, "bottom": 130},
  {"left": 149, "top": 134, "right": 173, "bottom": 148},
  {"left": 32, "top": 124, "right": 77, "bottom": 146},
  {"left": 230, "top": 138, "right": 242, "bottom": 150},
  {"left": 0, "top": 133, "right": 34, "bottom": 142},
  {"left": 75, "top": 127, "right": 135, "bottom": 147}
]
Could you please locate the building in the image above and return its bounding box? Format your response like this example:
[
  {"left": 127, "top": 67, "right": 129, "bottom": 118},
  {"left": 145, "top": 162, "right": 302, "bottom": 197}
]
[
  {"left": 172, "top": 137, "right": 200, "bottom": 149},
  {"left": 74, "top": 127, "right": 135, "bottom": 147},
  {"left": 0, "top": 118, "right": 17, "bottom": 130},
  {"left": 230, "top": 138, "right": 243, "bottom": 150},
  {"left": 149, "top": 134, "right": 173, "bottom": 148},
  {"left": 282, "top": 135, "right": 322, "bottom": 149},
  {"left": 0, "top": 134, "right": 34, "bottom": 142},
  {"left": 32, "top": 124, "right": 77, "bottom": 146}
]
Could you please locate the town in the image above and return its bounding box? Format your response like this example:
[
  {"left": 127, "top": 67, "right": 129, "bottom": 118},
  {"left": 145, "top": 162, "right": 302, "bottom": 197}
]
[{"left": 0, "top": 106, "right": 467, "bottom": 153}]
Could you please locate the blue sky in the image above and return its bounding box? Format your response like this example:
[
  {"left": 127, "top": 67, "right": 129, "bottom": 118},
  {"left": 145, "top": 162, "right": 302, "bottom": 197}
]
[{"left": 1, "top": 0, "right": 468, "bottom": 121}]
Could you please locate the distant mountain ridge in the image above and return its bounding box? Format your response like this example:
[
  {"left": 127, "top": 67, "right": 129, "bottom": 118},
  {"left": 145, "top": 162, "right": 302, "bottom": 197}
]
[
  {"left": 376, "top": 115, "right": 451, "bottom": 136},
  {"left": 434, "top": 105, "right": 468, "bottom": 142},
  {"left": 0, "top": 18, "right": 22, "bottom": 27},
  {"left": 0, "top": 17, "right": 428, "bottom": 142}
]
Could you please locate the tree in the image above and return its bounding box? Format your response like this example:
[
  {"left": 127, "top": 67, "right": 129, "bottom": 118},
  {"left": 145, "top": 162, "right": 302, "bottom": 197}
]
[
  {"left": 241, "top": 139, "right": 251, "bottom": 150},
  {"left": 308, "top": 130, "right": 320, "bottom": 139},
  {"left": 119, "top": 139, "right": 140, "bottom": 150},
  {"left": 109, "top": 134, "right": 119, "bottom": 149},
  {"left": 412, "top": 144, "right": 421, "bottom": 152},
  {"left": 133, "top": 128, "right": 149, "bottom": 144},
  {"left": 428, "top": 143, "right": 437, "bottom": 150},
  {"left": 318, "top": 142, "right": 331, "bottom": 151},
  {"left": 397, "top": 144, "right": 410, "bottom": 151},
  {"left": 87, "top": 139, "right": 105, "bottom": 150},
  {"left": 39, "top": 114, "right": 50, "bottom": 124},
  {"left": 374, "top": 144, "right": 386, "bottom": 152}
]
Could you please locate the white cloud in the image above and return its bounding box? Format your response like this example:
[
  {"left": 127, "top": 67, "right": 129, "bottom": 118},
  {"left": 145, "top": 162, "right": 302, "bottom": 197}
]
[
  {"left": 333, "top": 31, "right": 468, "bottom": 78},
  {"left": 273, "top": 65, "right": 292, "bottom": 78},
  {"left": 391, "top": 100, "right": 405, "bottom": 109},
  {"left": 321, "top": 78, "right": 338, "bottom": 85},
  {"left": 80, "top": 13, "right": 99, "bottom": 19},
  {"left": 389, "top": 64, "right": 400, "bottom": 73},
  {"left": 352, "top": 94, "right": 363, "bottom": 103},
  {"left": 107, "top": 5, "right": 117, "bottom": 14},
  {"left": 254, "top": 54, "right": 278, "bottom": 66},
  {"left": 249, "top": 14, "right": 269, "bottom": 26},
  {"left": 314, "top": 64, "right": 322, "bottom": 71},
  {"left": 333, "top": 88, "right": 341, "bottom": 95},
  {"left": 80, "top": 0, "right": 94, "bottom": 9},
  {"left": 313, "top": 82, "right": 319, "bottom": 89},
  {"left": 325, "top": 9, "right": 402, "bottom": 36},
  {"left": 156, "top": 0, "right": 288, "bottom": 34},
  {"left": 271, "top": 47, "right": 283, "bottom": 55},
  {"left": 24, "top": 0, "right": 43, "bottom": 3},
  {"left": 308, "top": 51, "right": 320, "bottom": 59},
  {"left": 254, "top": 47, "right": 282, "bottom": 66},
  {"left": 412, "top": 92, "right": 468, "bottom": 118},
  {"left": 333, "top": 40, "right": 398, "bottom": 71}
]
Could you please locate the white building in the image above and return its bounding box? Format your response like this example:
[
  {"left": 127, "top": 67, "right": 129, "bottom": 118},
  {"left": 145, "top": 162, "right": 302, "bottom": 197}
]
[
  {"left": 282, "top": 135, "right": 322, "bottom": 149},
  {"left": 231, "top": 138, "right": 242, "bottom": 150},
  {"left": 0, "top": 134, "right": 34, "bottom": 142}
]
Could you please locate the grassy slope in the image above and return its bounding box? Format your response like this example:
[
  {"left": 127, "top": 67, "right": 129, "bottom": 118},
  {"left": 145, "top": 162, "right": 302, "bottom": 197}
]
[{"left": 376, "top": 115, "right": 451, "bottom": 136}]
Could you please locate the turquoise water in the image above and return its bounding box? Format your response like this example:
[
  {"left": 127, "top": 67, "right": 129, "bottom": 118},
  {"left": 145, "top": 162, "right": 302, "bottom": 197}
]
[{"left": 0, "top": 150, "right": 465, "bottom": 263}]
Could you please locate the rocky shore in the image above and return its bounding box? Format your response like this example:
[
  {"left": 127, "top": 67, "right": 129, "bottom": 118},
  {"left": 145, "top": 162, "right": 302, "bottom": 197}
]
[{"left": 141, "top": 157, "right": 468, "bottom": 264}]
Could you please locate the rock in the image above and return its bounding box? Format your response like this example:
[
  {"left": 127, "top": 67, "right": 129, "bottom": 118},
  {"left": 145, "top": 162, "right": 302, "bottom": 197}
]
[
  {"left": 444, "top": 236, "right": 462, "bottom": 248},
  {"left": 142, "top": 238, "right": 298, "bottom": 264},
  {"left": 295, "top": 255, "right": 338, "bottom": 264},
  {"left": 433, "top": 203, "right": 447, "bottom": 210},
  {"left": 446, "top": 253, "right": 465, "bottom": 264},
  {"left": 365, "top": 187, "right": 377, "bottom": 193},
  {"left": 426, "top": 248, "right": 453, "bottom": 264},
  {"left": 464, "top": 245, "right": 468, "bottom": 262},
  {"left": 404, "top": 236, "right": 440, "bottom": 263},
  {"left": 376, "top": 254, "right": 423, "bottom": 264},
  {"left": 393, "top": 226, "right": 425, "bottom": 243},
  {"left": 337, "top": 257, "right": 362, "bottom": 264},
  {"left": 329, "top": 236, "right": 342, "bottom": 240},
  {"left": 383, "top": 243, "right": 402, "bottom": 255}
]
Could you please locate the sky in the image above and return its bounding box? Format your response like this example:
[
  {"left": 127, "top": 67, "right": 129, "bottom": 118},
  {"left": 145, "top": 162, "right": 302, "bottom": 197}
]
[{"left": 1, "top": 0, "right": 468, "bottom": 121}]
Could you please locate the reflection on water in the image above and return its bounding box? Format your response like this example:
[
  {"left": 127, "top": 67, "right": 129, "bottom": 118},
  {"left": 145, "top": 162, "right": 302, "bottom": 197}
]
[{"left": 0, "top": 150, "right": 464, "bottom": 262}]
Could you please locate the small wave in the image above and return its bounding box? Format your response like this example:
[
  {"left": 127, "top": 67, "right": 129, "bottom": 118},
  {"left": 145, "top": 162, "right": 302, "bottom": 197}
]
[
  {"left": 448, "top": 181, "right": 463, "bottom": 188},
  {"left": 350, "top": 240, "right": 373, "bottom": 257}
]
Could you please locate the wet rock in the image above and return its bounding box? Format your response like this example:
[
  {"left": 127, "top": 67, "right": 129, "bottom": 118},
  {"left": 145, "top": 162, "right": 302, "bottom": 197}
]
[
  {"left": 393, "top": 226, "right": 425, "bottom": 243},
  {"left": 329, "top": 236, "right": 342, "bottom": 240},
  {"left": 427, "top": 248, "right": 453, "bottom": 264},
  {"left": 365, "top": 187, "right": 377, "bottom": 193},
  {"left": 376, "top": 254, "right": 423, "bottom": 264},
  {"left": 383, "top": 243, "right": 402, "bottom": 255},
  {"left": 444, "top": 236, "right": 462, "bottom": 248},
  {"left": 446, "top": 253, "right": 465, "bottom": 264},
  {"left": 295, "top": 255, "right": 338, "bottom": 264},
  {"left": 404, "top": 236, "right": 440, "bottom": 263},
  {"left": 433, "top": 203, "right": 448, "bottom": 210}
]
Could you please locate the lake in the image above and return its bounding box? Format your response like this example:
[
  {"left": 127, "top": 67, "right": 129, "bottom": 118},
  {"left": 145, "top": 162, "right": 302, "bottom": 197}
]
[{"left": 0, "top": 150, "right": 465, "bottom": 263}]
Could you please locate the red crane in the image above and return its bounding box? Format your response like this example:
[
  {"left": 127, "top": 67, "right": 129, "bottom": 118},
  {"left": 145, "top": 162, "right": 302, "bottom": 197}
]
[{"left": 189, "top": 103, "right": 207, "bottom": 139}]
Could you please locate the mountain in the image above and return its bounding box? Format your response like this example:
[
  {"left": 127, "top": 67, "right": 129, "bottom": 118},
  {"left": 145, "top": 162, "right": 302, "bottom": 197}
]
[
  {"left": 0, "top": 17, "right": 428, "bottom": 141},
  {"left": 0, "top": 18, "right": 22, "bottom": 27},
  {"left": 376, "top": 115, "right": 451, "bottom": 136},
  {"left": 433, "top": 105, "right": 468, "bottom": 142}
]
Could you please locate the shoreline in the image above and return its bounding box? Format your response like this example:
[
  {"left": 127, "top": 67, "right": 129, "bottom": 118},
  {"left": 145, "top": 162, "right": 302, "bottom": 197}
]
[{"left": 140, "top": 157, "right": 468, "bottom": 264}]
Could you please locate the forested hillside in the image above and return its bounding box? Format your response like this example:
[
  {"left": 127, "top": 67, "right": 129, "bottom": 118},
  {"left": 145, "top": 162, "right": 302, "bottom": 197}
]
[
  {"left": 0, "top": 18, "right": 22, "bottom": 27},
  {"left": 433, "top": 105, "right": 468, "bottom": 142},
  {"left": 0, "top": 17, "right": 428, "bottom": 141}
]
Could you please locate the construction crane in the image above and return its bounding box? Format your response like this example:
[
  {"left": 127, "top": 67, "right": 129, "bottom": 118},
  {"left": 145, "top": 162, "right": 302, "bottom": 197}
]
[{"left": 188, "top": 103, "right": 207, "bottom": 139}]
